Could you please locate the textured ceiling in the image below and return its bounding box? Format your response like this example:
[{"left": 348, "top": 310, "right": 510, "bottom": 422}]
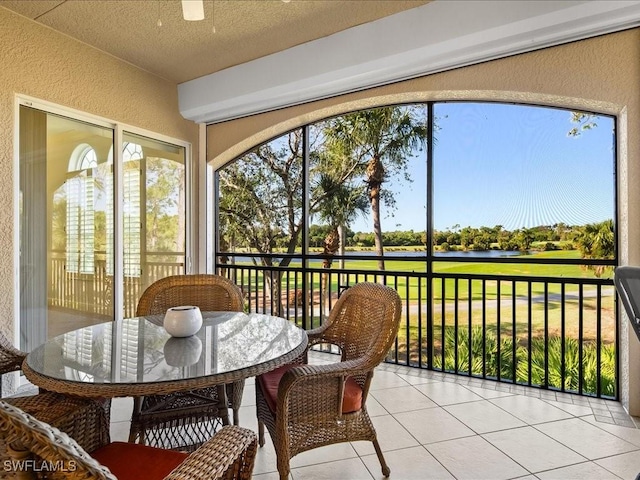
[{"left": 0, "top": 0, "right": 430, "bottom": 84}]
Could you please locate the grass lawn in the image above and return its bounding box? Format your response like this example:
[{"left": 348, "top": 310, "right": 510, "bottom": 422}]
[
  {"left": 229, "top": 249, "right": 615, "bottom": 340},
  {"left": 231, "top": 250, "right": 613, "bottom": 310}
]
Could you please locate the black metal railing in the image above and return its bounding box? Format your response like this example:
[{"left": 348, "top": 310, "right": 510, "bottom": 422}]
[{"left": 217, "top": 254, "right": 617, "bottom": 399}]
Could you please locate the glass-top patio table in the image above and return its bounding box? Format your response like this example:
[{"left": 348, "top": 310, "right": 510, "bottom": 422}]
[{"left": 23, "top": 311, "right": 308, "bottom": 424}]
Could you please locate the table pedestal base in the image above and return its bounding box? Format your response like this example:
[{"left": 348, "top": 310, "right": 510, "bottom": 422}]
[{"left": 129, "top": 385, "right": 231, "bottom": 452}]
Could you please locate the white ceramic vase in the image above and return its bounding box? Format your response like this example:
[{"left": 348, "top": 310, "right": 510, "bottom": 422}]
[{"left": 163, "top": 305, "right": 203, "bottom": 337}]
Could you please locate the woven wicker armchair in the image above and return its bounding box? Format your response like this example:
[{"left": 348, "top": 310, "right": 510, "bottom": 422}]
[
  {"left": 0, "top": 331, "right": 112, "bottom": 474},
  {"left": 0, "top": 393, "right": 110, "bottom": 477},
  {"left": 0, "top": 400, "right": 257, "bottom": 480},
  {"left": 130, "top": 274, "right": 246, "bottom": 452},
  {"left": 255, "top": 282, "right": 402, "bottom": 480}
]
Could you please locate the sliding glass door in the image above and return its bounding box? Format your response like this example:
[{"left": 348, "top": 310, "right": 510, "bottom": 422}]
[
  {"left": 122, "top": 132, "right": 186, "bottom": 316},
  {"left": 19, "top": 104, "right": 188, "bottom": 350}
]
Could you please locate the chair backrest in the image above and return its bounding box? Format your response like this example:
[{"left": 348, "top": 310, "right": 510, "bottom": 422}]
[
  {"left": 0, "top": 400, "right": 116, "bottom": 480},
  {"left": 137, "top": 274, "right": 244, "bottom": 316},
  {"left": 322, "top": 282, "right": 402, "bottom": 367}
]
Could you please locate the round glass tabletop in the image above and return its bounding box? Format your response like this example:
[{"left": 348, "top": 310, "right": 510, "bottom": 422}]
[{"left": 23, "top": 311, "right": 307, "bottom": 397}]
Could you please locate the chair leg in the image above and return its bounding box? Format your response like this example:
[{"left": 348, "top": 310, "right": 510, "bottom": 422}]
[
  {"left": 372, "top": 438, "right": 390, "bottom": 477},
  {"left": 258, "top": 419, "right": 265, "bottom": 447},
  {"left": 216, "top": 384, "right": 231, "bottom": 425},
  {"left": 129, "top": 396, "right": 142, "bottom": 444},
  {"left": 279, "top": 469, "right": 290, "bottom": 480},
  {"left": 277, "top": 455, "right": 290, "bottom": 480},
  {"left": 233, "top": 407, "right": 239, "bottom": 426}
]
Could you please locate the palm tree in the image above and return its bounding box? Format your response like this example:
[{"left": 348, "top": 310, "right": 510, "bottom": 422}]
[
  {"left": 515, "top": 227, "right": 534, "bottom": 252},
  {"left": 324, "top": 106, "right": 427, "bottom": 270},
  {"left": 314, "top": 173, "right": 368, "bottom": 318},
  {"left": 574, "top": 219, "right": 615, "bottom": 277}
]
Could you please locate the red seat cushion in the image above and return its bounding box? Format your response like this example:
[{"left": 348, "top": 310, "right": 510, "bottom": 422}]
[
  {"left": 92, "top": 442, "right": 188, "bottom": 480},
  {"left": 258, "top": 364, "right": 363, "bottom": 414}
]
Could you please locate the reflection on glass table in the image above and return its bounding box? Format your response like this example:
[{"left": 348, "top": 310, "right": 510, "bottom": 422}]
[
  {"left": 163, "top": 336, "right": 203, "bottom": 367},
  {"left": 23, "top": 312, "right": 308, "bottom": 403}
]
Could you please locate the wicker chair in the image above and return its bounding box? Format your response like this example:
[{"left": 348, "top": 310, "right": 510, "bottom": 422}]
[
  {"left": 0, "top": 400, "right": 257, "bottom": 480},
  {"left": 0, "top": 332, "right": 112, "bottom": 477},
  {"left": 130, "top": 274, "right": 246, "bottom": 452},
  {"left": 0, "top": 333, "right": 26, "bottom": 393},
  {"left": 0, "top": 393, "right": 110, "bottom": 477},
  {"left": 255, "top": 282, "right": 402, "bottom": 480}
]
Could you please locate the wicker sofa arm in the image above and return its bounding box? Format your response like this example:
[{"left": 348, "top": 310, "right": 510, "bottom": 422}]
[{"left": 164, "top": 425, "right": 257, "bottom": 480}]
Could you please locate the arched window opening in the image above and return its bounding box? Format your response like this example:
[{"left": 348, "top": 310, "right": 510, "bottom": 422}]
[{"left": 214, "top": 101, "right": 617, "bottom": 398}]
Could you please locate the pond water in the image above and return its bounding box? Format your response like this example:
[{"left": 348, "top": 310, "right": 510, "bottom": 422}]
[
  {"left": 221, "top": 249, "right": 526, "bottom": 263},
  {"left": 347, "top": 250, "right": 524, "bottom": 258}
]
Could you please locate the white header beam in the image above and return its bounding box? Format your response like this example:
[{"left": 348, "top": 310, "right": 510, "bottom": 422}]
[{"left": 178, "top": 0, "right": 640, "bottom": 124}]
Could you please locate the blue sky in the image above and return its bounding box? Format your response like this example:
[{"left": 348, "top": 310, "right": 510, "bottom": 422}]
[{"left": 351, "top": 102, "right": 615, "bottom": 233}]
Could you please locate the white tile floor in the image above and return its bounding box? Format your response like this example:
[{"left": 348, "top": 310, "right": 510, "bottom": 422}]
[{"left": 106, "top": 352, "right": 640, "bottom": 480}]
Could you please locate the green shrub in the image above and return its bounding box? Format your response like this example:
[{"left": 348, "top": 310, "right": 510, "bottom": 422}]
[
  {"left": 432, "top": 325, "right": 616, "bottom": 397},
  {"left": 523, "top": 336, "right": 616, "bottom": 397}
]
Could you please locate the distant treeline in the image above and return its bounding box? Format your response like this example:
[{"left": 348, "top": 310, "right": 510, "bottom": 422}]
[{"left": 308, "top": 222, "right": 613, "bottom": 254}]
